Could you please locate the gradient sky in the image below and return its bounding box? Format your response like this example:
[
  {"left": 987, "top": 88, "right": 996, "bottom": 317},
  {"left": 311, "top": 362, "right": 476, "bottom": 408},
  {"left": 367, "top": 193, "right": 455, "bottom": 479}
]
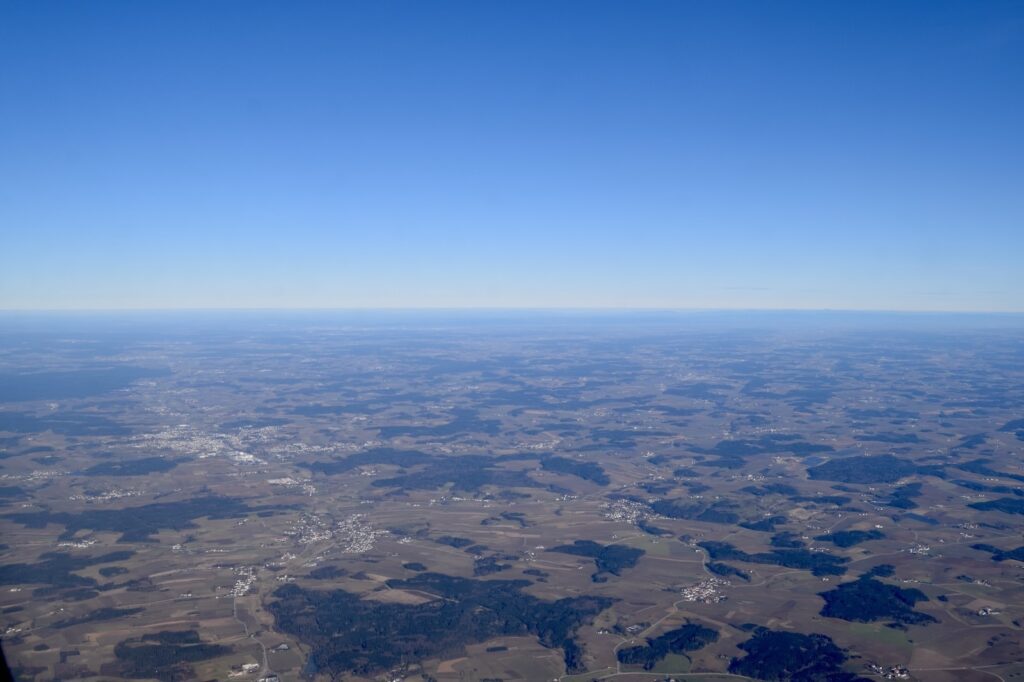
[{"left": 1, "top": 1, "right": 1022, "bottom": 311}]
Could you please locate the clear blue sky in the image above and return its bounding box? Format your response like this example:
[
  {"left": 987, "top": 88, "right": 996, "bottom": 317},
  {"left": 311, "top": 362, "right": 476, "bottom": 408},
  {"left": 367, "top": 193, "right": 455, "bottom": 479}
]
[{"left": 1, "top": 1, "right": 1021, "bottom": 311}]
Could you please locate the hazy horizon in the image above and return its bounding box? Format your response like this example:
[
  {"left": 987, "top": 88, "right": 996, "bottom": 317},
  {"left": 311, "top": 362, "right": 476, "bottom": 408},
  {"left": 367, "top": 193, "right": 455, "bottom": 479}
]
[{"left": 5, "top": 305, "right": 1024, "bottom": 314}]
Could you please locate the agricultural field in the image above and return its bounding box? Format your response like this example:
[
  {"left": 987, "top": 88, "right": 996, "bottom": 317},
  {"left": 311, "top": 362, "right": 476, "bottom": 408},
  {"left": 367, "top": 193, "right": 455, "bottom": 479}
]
[{"left": 1, "top": 312, "right": 1023, "bottom": 682}]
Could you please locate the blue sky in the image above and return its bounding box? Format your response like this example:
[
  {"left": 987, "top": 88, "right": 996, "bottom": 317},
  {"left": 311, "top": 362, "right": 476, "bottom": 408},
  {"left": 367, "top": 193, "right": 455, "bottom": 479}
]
[{"left": 1, "top": 1, "right": 1022, "bottom": 311}]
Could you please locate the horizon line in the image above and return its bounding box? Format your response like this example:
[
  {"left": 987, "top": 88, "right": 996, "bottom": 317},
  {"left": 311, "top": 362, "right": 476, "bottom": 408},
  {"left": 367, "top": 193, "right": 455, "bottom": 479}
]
[{"left": 2, "top": 306, "right": 1024, "bottom": 316}]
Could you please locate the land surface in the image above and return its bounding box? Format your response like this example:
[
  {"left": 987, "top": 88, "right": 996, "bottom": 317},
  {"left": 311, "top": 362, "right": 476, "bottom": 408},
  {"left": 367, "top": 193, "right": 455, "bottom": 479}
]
[{"left": 1, "top": 311, "right": 1023, "bottom": 682}]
